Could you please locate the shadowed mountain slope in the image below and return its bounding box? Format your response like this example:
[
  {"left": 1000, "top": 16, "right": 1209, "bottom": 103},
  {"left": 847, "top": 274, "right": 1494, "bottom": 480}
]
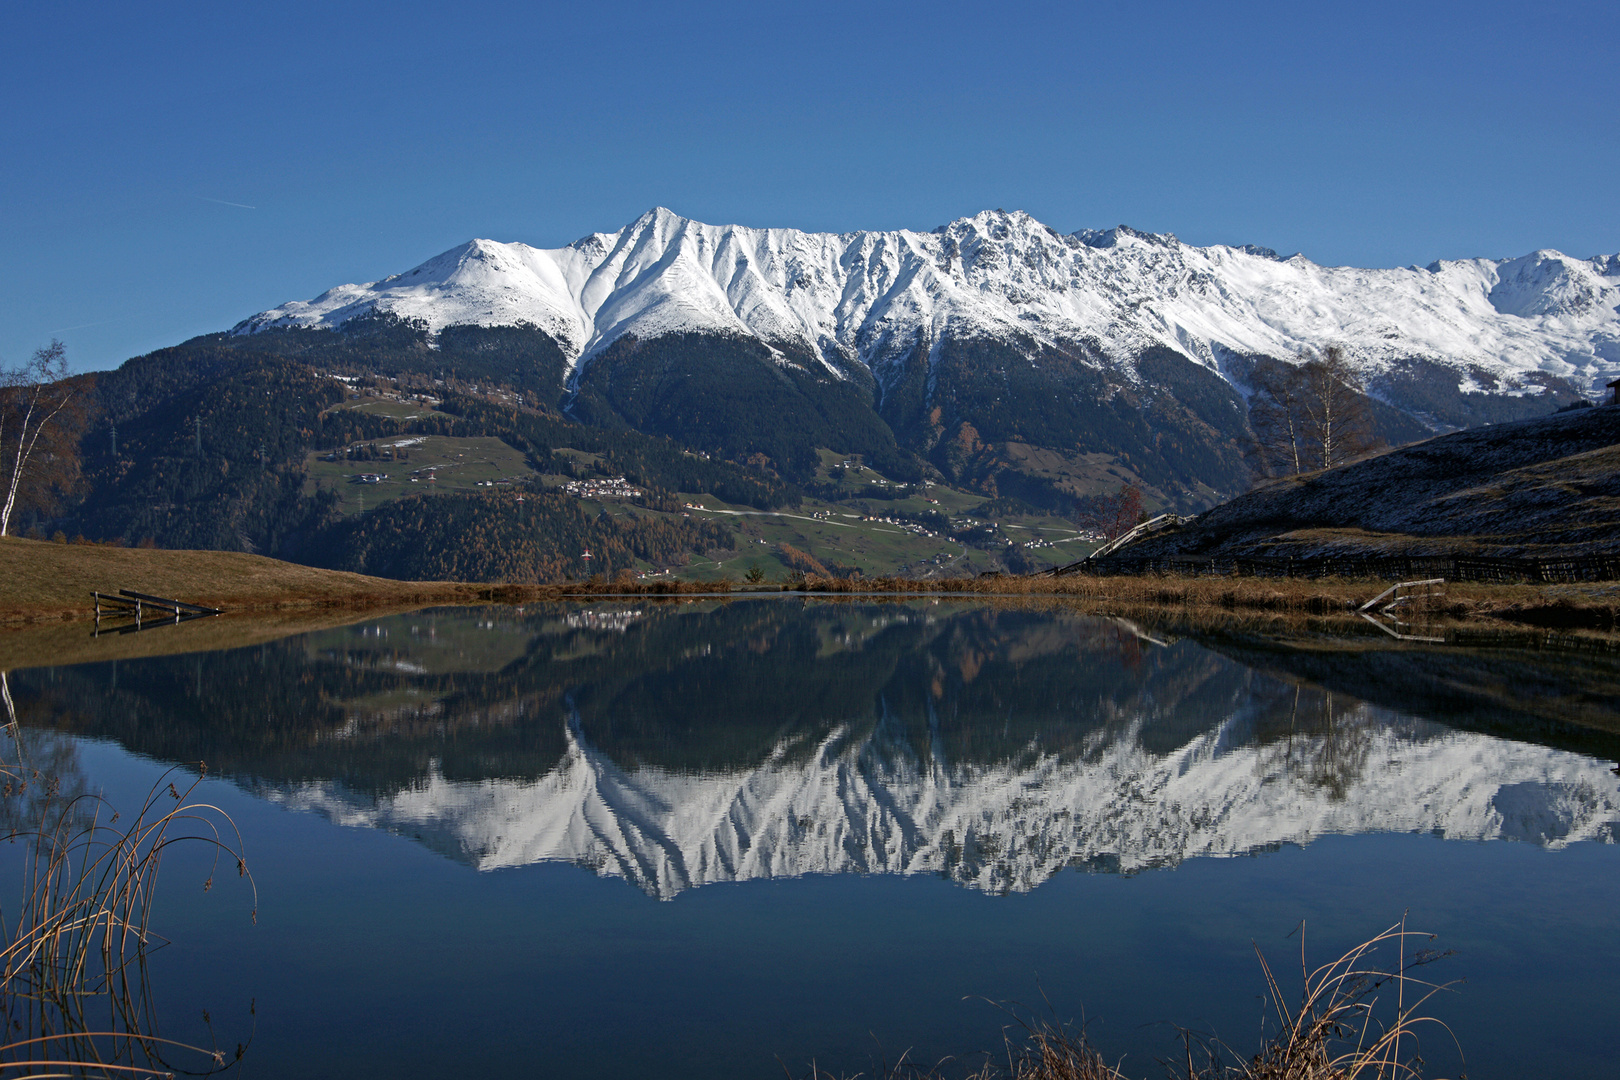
[{"left": 1115, "top": 405, "right": 1620, "bottom": 559}]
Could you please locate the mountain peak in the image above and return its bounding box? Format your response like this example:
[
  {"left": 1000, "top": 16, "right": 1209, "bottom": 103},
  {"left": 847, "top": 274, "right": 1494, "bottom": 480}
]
[
  {"left": 631, "top": 205, "right": 686, "bottom": 228},
  {"left": 1071, "top": 224, "right": 1177, "bottom": 250}
]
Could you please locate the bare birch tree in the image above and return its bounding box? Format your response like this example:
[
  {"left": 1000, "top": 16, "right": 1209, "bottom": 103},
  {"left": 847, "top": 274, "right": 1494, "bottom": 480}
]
[
  {"left": 1297, "top": 345, "right": 1379, "bottom": 470},
  {"left": 1246, "top": 360, "right": 1306, "bottom": 477},
  {"left": 1247, "top": 347, "right": 1381, "bottom": 478},
  {"left": 0, "top": 341, "right": 90, "bottom": 537}
]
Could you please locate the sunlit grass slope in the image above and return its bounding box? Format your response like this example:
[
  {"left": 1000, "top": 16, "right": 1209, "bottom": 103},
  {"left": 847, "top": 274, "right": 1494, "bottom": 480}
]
[{"left": 0, "top": 536, "right": 502, "bottom": 624}]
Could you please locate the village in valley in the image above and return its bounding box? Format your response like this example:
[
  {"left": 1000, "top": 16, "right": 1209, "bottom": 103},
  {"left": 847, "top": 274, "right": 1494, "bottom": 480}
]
[{"left": 299, "top": 379, "right": 1109, "bottom": 581}]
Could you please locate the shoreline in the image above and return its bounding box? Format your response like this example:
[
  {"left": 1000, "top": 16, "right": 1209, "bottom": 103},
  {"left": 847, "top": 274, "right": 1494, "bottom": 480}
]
[{"left": 2, "top": 535, "right": 1614, "bottom": 633}]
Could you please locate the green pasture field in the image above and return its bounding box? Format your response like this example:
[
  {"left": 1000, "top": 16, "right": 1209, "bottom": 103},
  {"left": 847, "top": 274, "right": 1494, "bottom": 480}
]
[
  {"left": 807, "top": 448, "right": 988, "bottom": 516},
  {"left": 299, "top": 418, "right": 1093, "bottom": 575},
  {"left": 304, "top": 434, "right": 540, "bottom": 516},
  {"left": 683, "top": 503, "right": 962, "bottom": 580},
  {"left": 565, "top": 449, "right": 1100, "bottom": 580},
  {"left": 328, "top": 395, "right": 439, "bottom": 421},
  {"left": 576, "top": 492, "right": 955, "bottom": 581}
]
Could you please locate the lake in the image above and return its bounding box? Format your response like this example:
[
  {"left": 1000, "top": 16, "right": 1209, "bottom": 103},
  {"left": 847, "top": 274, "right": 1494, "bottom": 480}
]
[{"left": 4, "top": 598, "right": 1618, "bottom": 1078}]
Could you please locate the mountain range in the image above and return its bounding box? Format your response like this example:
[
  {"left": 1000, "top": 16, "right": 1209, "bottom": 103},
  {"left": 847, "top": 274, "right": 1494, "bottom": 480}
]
[
  {"left": 241, "top": 208, "right": 1620, "bottom": 398},
  {"left": 232, "top": 208, "right": 1620, "bottom": 510}
]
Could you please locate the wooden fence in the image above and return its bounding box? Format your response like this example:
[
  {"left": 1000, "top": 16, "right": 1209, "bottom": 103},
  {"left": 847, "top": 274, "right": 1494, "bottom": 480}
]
[{"left": 1065, "top": 552, "right": 1620, "bottom": 583}]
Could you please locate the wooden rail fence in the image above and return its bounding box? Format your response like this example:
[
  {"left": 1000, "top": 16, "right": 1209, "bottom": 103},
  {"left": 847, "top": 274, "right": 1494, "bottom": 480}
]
[
  {"left": 91, "top": 590, "right": 222, "bottom": 635},
  {"left": 1055, "top": 552, "right": 1620, "bottom": 583}
]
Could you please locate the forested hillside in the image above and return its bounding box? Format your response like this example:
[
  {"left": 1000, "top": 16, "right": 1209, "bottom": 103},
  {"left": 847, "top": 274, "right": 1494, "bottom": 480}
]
[
  {"left": 38, "top": 292, "right": 1567, "bottom": 584},
  {"left": 197, "top": 313, "right": 572, "bottom": 395},
  {"left": 1111, "top": 404, "right": 1620, "bottom": 561},
  {"left": 117, "top": 318, "right": 1274, "bottom": 514},
  {"left": 311, "top": 491, "right": 733, "bottom": 581},
  {"left": 43, "top": 334, "right": 772, "bottom": 580},
  {"left": 569, "top": 332, "right": 924, "bottom": 484}
]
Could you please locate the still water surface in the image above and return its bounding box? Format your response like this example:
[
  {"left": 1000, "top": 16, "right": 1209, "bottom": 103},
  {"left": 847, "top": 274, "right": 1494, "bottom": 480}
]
[{"left": 7, "top": 600, "right": 1620, "bottom": 1078}]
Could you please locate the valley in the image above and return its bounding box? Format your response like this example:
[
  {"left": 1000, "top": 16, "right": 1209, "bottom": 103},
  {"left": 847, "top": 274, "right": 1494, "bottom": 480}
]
[
  {"left": 11, "top": 207, "right": 1619, "bottom": 592},
  {"left": 300, "top": 386, "right": 1096, "bottom": 580}
]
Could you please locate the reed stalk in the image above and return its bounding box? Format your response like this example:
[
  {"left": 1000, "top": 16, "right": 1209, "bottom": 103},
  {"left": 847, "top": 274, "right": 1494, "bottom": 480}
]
[
  {"left": 0, "top": 735, "right": 255, "bottom": 1079},
  {"left": 793, "top": 918, "right": 1460, "bottom": 1080}
]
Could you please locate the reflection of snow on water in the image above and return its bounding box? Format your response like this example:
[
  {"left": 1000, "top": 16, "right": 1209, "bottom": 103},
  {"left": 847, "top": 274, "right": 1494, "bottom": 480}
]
[{"left": 265, "top": 707, "right": 1620, "bottom": 900}]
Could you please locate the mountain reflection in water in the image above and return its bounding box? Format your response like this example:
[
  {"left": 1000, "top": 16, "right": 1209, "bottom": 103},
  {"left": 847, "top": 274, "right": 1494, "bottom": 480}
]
[{"left": 13, "top": 601, "right": 1620, "bottom": 900}]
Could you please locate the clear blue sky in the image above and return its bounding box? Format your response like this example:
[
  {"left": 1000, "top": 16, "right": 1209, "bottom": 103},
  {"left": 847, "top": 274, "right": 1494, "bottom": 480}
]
[{"left": 4, "top": 0, "right": 1616, "bottom": 373}]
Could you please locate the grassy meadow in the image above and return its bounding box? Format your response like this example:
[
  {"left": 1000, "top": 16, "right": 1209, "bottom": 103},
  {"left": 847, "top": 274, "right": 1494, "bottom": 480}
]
[{"left": 0, "top": 535, "right": 538, "bottom": 625}]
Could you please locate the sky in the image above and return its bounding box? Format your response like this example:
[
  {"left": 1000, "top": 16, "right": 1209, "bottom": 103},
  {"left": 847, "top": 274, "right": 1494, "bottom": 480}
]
[{"left": 3, "top": 0, "right": 1617, "bottom": 373}]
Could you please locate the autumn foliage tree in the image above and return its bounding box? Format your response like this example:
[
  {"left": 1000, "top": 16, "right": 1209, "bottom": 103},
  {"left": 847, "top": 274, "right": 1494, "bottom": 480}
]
[
  {"left": 1074, "top": 482, "right": 1145, "bottom": 540},
  {"left": 0, "top": 341, "right": 91, "bottom": 536}
]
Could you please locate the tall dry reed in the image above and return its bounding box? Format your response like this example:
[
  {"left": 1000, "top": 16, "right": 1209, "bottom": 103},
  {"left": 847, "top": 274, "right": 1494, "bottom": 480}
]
[
  {"left": 791, "top": 919, "right": 1460, "bottom": 1080},
  {"left": 0, "top": 732, "right": 256, "bottom": 1079}
]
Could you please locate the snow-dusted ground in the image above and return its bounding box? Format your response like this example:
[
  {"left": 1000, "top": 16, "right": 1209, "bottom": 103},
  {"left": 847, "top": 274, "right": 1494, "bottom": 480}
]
[
  {"left": 237, "top": 209, "right": 1620, "bottom": 396},
  {"left": 263, "top": 707, "right": 1620, "bottom": 900}
]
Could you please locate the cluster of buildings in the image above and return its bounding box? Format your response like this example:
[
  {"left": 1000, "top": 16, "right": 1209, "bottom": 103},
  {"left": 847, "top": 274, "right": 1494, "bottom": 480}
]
[
  {"left": 563, "top": 477, "right": 643, "bottom": 500},
  {"left": 862, "top": 514, "right": 937, "bottom": 538},
  {"left": 323, "top": 372, "right": 441, "bottom": 409}
]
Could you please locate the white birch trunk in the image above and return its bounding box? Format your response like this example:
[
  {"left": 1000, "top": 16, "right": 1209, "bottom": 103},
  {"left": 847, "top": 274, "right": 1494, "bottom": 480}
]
[
  {"left": 0, "top": 391, "right": 39, "bottom": 537},
  {"left": 0, "top": 385, "right": 74, "bottom": 538}
]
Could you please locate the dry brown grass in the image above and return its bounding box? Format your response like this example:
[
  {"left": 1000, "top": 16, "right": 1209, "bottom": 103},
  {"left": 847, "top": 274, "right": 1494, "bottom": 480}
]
[
  {"left": 1207, "top": 918, "right": 1461, "bottom": 1080},
  {"left": 565, "top": 571, "right": 738, "bottom": 597},
  {"left": 794, "top": 921, "right": 1459, "bottom": 1080},
  {"left": 0, "top": 536, "right": 564, "bottom": 625},
  {"left": 566, "top": 569, "right": 1433, "bottom": 614},
  {"left": 6, "top": 535, "right": 1606, "bottom": 633},
  {"left": 479, "top": 569, "right": 1620, "bottom": 636},
  {"left": 0, "top": 734, "right": 256, "bottom": 1077},
  {"left": 755, "top": 571, "right": 1614, "bottom": 627}
]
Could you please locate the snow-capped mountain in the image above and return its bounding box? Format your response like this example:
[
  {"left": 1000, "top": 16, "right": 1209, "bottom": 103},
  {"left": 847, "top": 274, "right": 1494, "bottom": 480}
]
[
  {"left": 238, "top": 208, "right": 1620, "bottom": 397},
  {"left": 265, "top": 707, "right": 1620, "bottom": 900}
]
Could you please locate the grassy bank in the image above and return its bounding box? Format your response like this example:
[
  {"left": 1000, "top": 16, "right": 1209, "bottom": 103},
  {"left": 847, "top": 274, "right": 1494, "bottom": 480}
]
[
  {"left": 5, "top": 536, "right": 1614, "bottom": 632},
  {"left": 570, "top": 569, "right": 1620, "bottom": 629},
  {"left": 0, "top": 536, "right": 558, "bottom": 625}
]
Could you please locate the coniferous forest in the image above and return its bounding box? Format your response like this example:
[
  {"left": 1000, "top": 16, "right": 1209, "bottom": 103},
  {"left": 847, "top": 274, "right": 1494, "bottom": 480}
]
[{"left": 42, "top": 331, "right": 769, "bottom": 579}]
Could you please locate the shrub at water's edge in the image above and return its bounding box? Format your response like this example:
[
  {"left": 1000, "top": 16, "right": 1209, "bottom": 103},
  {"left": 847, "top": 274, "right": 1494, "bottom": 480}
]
[{"left": 794, "top": 920, "right": 1460, "bottom": 1080}]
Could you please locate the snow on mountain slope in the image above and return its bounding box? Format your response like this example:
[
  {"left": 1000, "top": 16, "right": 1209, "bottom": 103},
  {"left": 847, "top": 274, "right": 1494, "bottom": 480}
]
[
  {"left": 264, "top": 708, "right": 1620, "bottom": 900},
  {"left": 237, "top": 208, "right": 1620, "bottom": 396},
  {"left": 241, "top": 238, "right": 591, "bottom": 353}
]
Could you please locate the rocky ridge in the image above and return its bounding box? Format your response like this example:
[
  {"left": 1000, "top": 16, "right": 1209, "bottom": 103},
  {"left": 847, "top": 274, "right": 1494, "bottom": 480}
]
[{"left": 239, "top": 208, "right": 1620, "bottom": 401}]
